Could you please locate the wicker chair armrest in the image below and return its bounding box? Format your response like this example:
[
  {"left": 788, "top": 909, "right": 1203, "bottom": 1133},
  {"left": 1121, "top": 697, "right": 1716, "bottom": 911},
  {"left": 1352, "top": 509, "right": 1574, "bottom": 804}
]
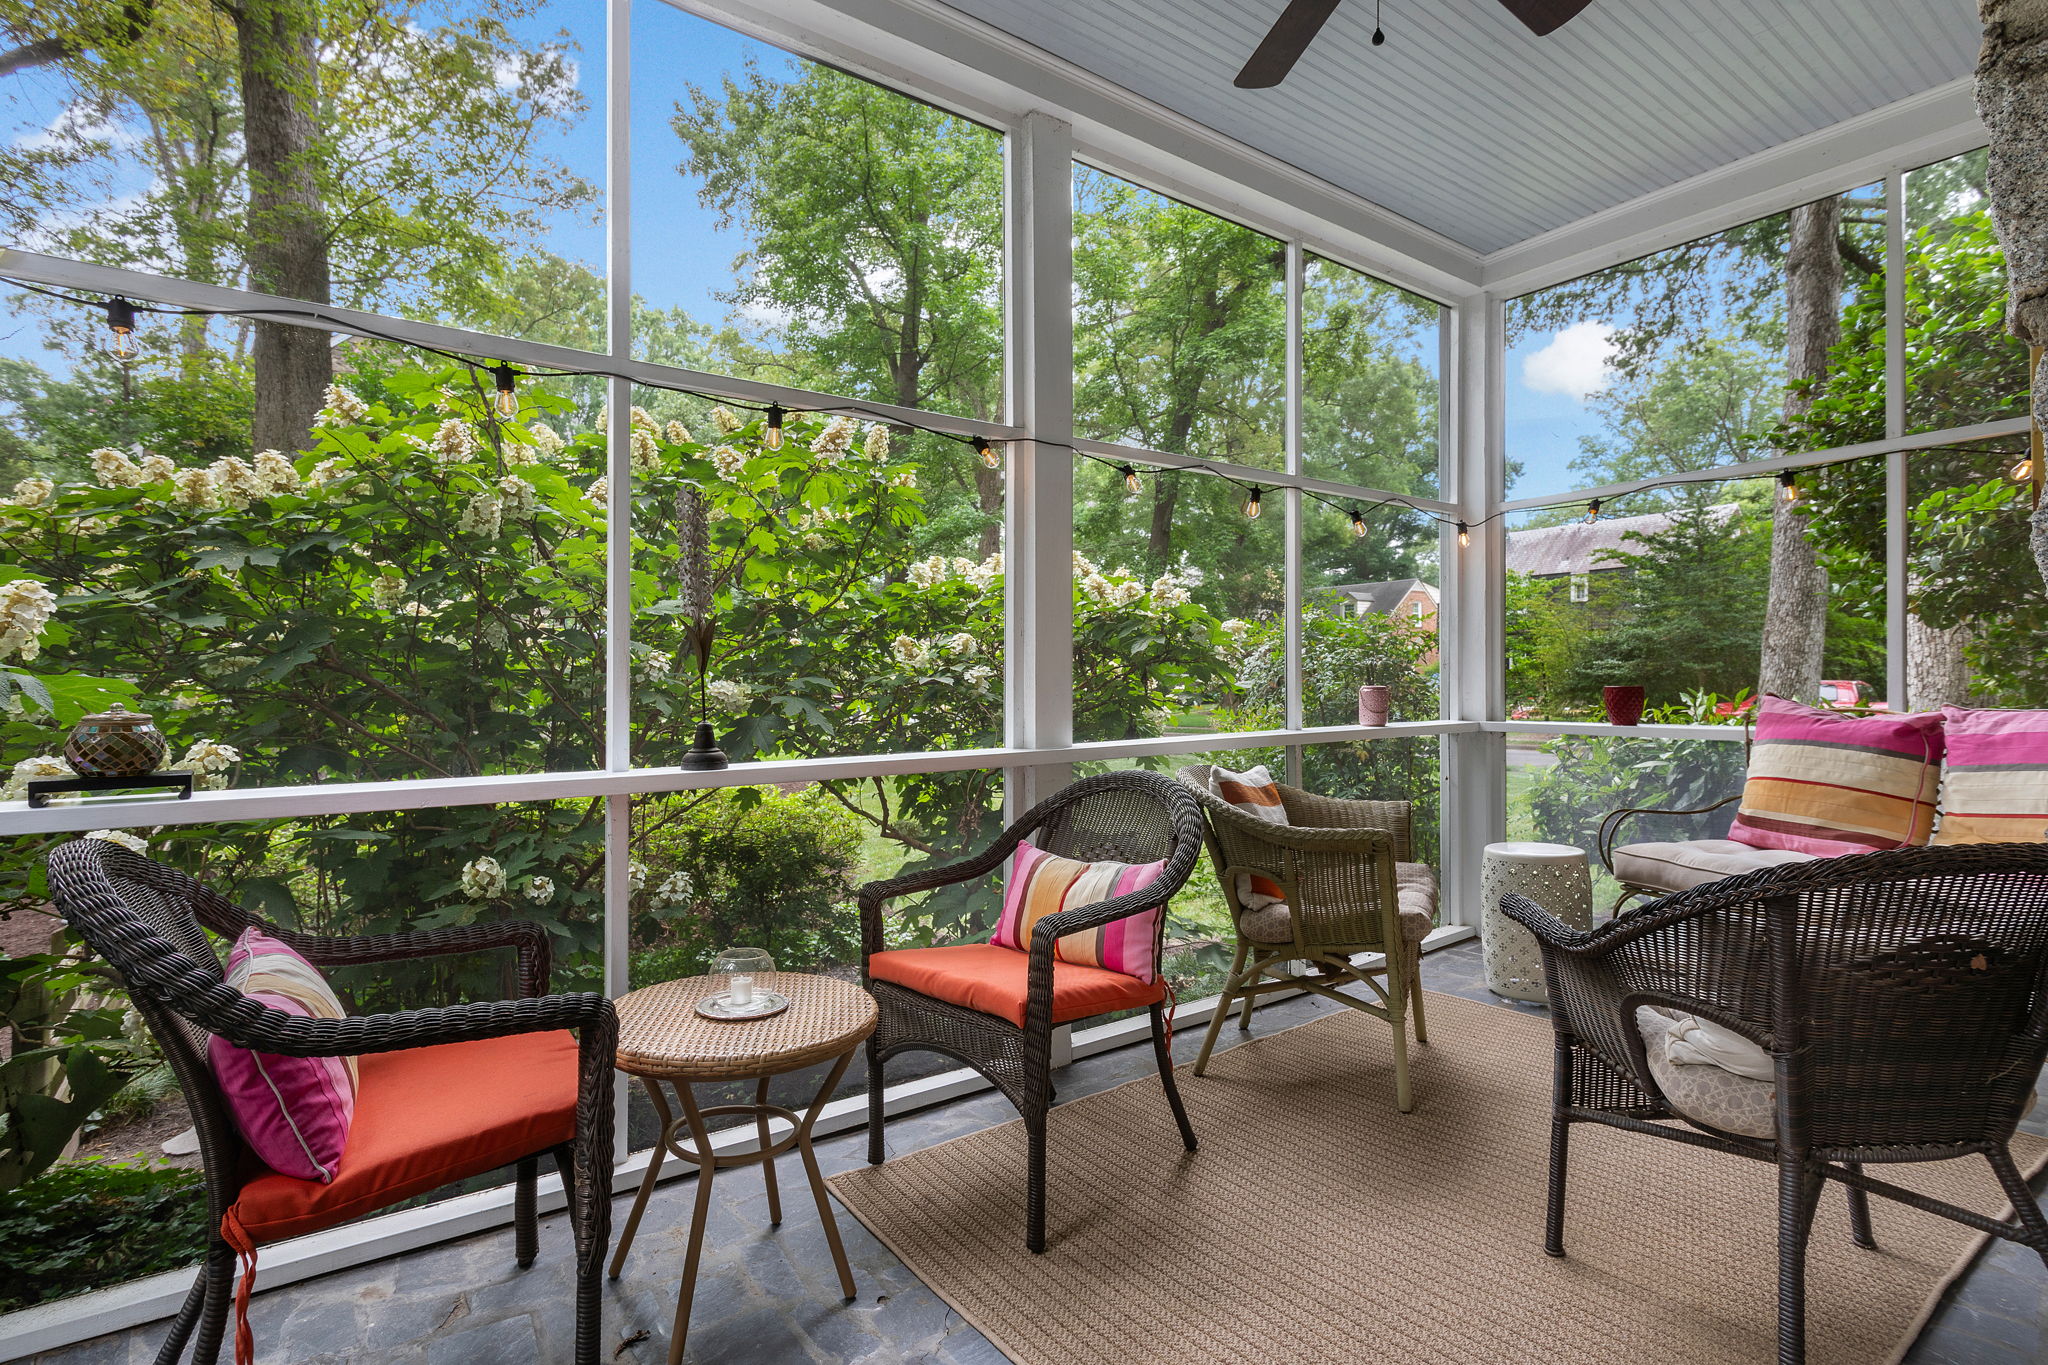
[
  {"left": 271, "top": 920, "right": 553, "bottom": 999},
  {"left": 1277, "top": 787, "right": 1412, "bottom": 851},
  {"left": 1198, "top": 794, "right": 1396, "bottom": 856},
  {"left": 857, "top": 842, "right": 1017, "bottom": 960},
  {"left": 1596, "top": 792, "right": 1742, "bottom": 876}
]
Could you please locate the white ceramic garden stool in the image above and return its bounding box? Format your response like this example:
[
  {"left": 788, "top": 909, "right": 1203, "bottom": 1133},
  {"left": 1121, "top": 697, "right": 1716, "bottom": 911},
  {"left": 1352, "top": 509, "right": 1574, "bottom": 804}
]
[{"left": 1481, "top": 841, "right": 1593, "bottom": 1003}]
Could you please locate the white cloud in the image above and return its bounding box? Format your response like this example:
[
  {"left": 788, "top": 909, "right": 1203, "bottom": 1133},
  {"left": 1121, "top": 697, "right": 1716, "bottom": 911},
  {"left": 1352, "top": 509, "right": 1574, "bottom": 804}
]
[{"left": 1521, "top": 320, "right": 1617, "bottom": 401}]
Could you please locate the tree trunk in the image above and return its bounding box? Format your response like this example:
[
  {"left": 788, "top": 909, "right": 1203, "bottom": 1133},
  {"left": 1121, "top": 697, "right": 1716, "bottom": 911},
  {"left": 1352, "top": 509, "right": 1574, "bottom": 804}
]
[
  {"left": 1147, "top": 472, "right": 1184, "bottom": 573},
  {"left": 1906, "top": 604, "right": 1975, "bottom": 710},
  {"left": 1756, "top": 199, "right": 1840, "bottom": 702},
  {"left": 233, "top": 0, "right": 331, "bottom": 454},
  {"left": 1978, "top": 0, "right": 2048, "bottom": 347},
  {"left": 973, "top": 461, "right": 1003, "bottom": 560}
]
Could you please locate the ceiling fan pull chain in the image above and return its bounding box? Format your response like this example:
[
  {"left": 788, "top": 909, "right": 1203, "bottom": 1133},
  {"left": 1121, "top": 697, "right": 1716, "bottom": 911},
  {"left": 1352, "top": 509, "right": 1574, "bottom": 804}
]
[{"left": 1372, "top": 0, "right": 1385, "bottom": 46}]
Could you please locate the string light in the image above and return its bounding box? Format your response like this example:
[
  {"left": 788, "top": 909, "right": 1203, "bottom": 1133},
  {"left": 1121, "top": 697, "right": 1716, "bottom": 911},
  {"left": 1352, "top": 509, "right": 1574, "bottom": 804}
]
[
  {"left": 1778, "top": 470, "right": 1799, "bottom": 502},
  {"left": 1457, "top": 521, "right": 1470, "bottom": 549},
  {"left": 763, "top": 403, "right": 786, "bottom": 451},
  {"left": 2012, "top": 456, "right": 2036, "bottom": 483},
  {"left": 489, "top": 363, "right": 519, "bottom": 417},
  {"left": 1349, "top": 508, "right": 1368, "bottom": 537},
  {"left": 104, "top": 297, "right": 136, "bottom": 360},
  {"left": 1243, "top": 487, "right": 1263, "bottom": 520},
  {"left": 974, "top": 436, "right": 1001, "bottom": 469},
  {"left": 1585, "top": 499, "right": 1601, "bottom": 523},
  {"left": 1119, "top": 464, "right": 1142, "bottom": 495}
]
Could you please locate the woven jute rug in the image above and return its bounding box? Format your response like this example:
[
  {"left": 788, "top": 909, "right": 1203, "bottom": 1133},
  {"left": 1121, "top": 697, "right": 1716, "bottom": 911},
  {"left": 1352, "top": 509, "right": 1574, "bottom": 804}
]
[{"left": 829, "top": 991, "right": 2048, "bottom": 1365}]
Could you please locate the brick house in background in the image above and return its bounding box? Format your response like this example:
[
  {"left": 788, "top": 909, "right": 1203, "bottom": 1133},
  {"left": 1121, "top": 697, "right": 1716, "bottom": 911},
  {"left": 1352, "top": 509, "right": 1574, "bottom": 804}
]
[{"left": 1322, "top": 578, "right": 1440, "bottom": 665}]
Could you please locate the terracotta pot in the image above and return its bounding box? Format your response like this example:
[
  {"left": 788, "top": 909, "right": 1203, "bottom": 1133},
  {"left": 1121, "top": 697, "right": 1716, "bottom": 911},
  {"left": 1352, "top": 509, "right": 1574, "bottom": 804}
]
[
  {"left": 1358, "top": 684, "right": 1391, "bottom": 727},
  {"left": 1602, "top": 685, "right": 1646, "bottom": 727}
]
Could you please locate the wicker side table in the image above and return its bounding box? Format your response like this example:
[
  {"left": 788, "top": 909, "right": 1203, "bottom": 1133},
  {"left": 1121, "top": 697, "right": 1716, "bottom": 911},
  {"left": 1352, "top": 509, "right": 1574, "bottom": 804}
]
[
  {"left": 1481, "top": 842, "right": 1592, "bottom": 1003},
  {"left": 608, "top": 972, "right": 878, "bottom": 1365}
]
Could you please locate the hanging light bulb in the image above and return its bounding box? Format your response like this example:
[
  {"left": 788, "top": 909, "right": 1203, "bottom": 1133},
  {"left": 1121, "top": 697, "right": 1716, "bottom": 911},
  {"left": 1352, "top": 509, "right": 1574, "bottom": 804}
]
[
  {"left": 1457, "top": 521, "right": 1470, "bottom": 549},
  {"left": 1779, "top": 470, "right": 1799, "bottom": 503},
  {"left": 974, "top": 436, "right": 1000, "bottom": 469},
  {"left": 1585, "top": 499, "right": 1601, "bottom": 523},
  {"left": 763, "top": 403, "right": 786, "bottom": 451},
  {"left": 490, "top": 364, "right": 519, "bottom": 417},
  {"left": 1119, "top": 464, "right": 1142, "bottom": 495},
  {"left": 1243, "top": 487, "right": 1263, "bottom": 520},
  {"left": 1349, "top": 509, "right": 1368, "bottom": 538},
  {"left": 2012, "top": 455, "right": 2036, "bottom": 483},
  {"left": 104, "top": 297, "right": 137, "bottom": 361}
]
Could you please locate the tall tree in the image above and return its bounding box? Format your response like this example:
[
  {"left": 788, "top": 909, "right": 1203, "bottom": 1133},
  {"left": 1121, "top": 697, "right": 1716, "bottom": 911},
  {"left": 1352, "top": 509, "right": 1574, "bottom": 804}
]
[{"left": 1756, "top": 199, "right": 1841, "bottom": 702}]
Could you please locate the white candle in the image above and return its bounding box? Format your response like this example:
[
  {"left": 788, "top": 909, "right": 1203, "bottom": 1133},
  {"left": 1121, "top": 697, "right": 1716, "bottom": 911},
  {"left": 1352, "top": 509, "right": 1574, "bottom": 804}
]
[{"left": 729, "top": 974, "right": 755, "bottom": 1006}]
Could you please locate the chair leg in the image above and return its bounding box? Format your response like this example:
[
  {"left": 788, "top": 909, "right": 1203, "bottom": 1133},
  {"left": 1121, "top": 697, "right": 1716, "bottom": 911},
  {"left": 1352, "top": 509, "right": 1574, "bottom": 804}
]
[
  {"left": 1025, "top": 1108, "right": 1048, "bottom": 1255},
  {"left": 1150, "top": 1003, "right": 1197, "bottom": 1152},
  {"left": 514, "top": 1155, "right": 539, "bottom": 1268},
  {"left": 1843, "top": 1162, "right": 1875, "bottom": 1250},
  {"left": 152, "top": 1259, "right": 211, "bottom": 1364},
  {"left": 1386, "top": 950, "right": 1413, "bottom": 1113},
  {"left": 866, "top": 1037, "right": 887, "bottom": 1165},
  {"left": 1775, "top": 1158, "right": 1824, "bottom": 1365},
  {"left": 1192, "top": 940, "right": 1247, "bottom": 1076},
  {"left": 556, "top": 1140, "right": 608, "bottom": 1365},
  {"left": 1544, "top": 1033, "right": 1572, "bottom": 1258},
  {"left": 1407, "top": 942, "right": 1429, "bottom": 1045},
  {"left": 1986, "top": 1144, "right": 2048, "bottom": 1269},
  {"left": 183, "top": 1242, "right": 234, "bottom": 1365}
]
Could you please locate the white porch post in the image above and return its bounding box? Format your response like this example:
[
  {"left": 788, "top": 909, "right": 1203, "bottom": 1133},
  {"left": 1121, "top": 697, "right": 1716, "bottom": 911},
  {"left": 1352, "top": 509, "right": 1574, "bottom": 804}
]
[{"left": 602, "top": 0, "right": 635, "bottom": 1160}]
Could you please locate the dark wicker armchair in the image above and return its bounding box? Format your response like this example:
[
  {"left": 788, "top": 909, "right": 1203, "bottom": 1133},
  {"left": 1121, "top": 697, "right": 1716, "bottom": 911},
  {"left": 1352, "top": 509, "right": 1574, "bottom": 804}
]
[
  {"left": 860, "top": 770, "right": 1206, "bottom": 1253},
  {"left": 1502, "top": 845, "right": 2048, "bottom": 1365},
  {"left": 45, "top": 838, "right": 617, "bottom": 1365}
]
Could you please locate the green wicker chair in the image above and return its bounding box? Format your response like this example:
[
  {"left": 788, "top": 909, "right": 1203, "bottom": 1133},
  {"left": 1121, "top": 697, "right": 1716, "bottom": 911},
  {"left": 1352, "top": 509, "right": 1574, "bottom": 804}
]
[{"left": 1176, "top": 766, "right": 1437, "bottom": 1111}]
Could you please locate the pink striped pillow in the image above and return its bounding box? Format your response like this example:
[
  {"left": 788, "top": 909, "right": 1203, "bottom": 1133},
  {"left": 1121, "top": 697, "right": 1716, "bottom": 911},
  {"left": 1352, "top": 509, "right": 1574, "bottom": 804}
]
[
  {"left": 991, "top": 839, "right": 1168, "bottom": 983},
  {"left": 1932, "top": 707, "right": 2048, "bottom": 844},
  {"left": 1728, "top": 695, "right": 1945, "bottom": 856},
  {"left": 208, "top": 929, "right": 358, "bottom": 1182}
]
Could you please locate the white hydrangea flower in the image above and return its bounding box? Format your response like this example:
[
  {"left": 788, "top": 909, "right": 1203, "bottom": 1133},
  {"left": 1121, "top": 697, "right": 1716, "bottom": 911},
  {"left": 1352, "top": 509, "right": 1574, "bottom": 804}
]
[
  {"left": 496, "top": 475, "right": 537, "bottom": 518},
  {"left": 253, "top": 450, "right": 300, "bottom": 497},
  {"left": 457, "top": 491, "right": 503, "bottom": 538},
  {"left": 138, "top": 453, "right": 176, "bottom": 483},
  {"left": 3, "top": 754, "right": 72, "bottom": 801},
  {"left": 960, "top": 552, "right": 1003, "bottom": 593},
  {"left": 944, "top": 631, "right": 978, "bottom": 657},
  {"left": 398, "top": 601, "right": 434, "bottom": 618},
  {"left": 1150, "top": 575, "right": 1191, "bottom": 609},
  {"left": 86, "top": 829, "right": 148, "bottom": 855},
  {"left": 369, "top": 567, "right": 407, "bottom": 612},
  {"left": 169, "top": 739, "right": 239, "bottom": 790},
  {"left": 1107, "top": 578, "right": 1145, "bottom": 607},
  {"left": 710, "top": 406, "right": 744, "bottom": 434},
  {"left": 304, "top": 457, "right": 347, "bottom": 489},
  {"left": 706, "top": 678, "right": 751, "bottom": 713},
  {"left": 862, "top": 423, "right": 891, "bottom": 462},
  {"left": 585, "top": 476, "right": 609, "bottom": 509},
  {"left": 636, "top": 649, "right": 673, "bottom": 680},
  {"left": 630, "top": 428, "right": 662, "bottom": 474},
  {"left": 90, "top": 448, "right": 145, "bottom": 488},
  {"left": 524, "top": 875, "right": 555, "bottom": 903},
  {"left": 907, "top": 555, "right": 950, "bottom": 590},
  {"left": 432, "top": 419, "right": 479, "bottom": 464},
  {"left": 811, "top": 415, "right": 857, "bottom": 460},
  {"left": 460, "top": 855, "right": 507, "bottom": 900},
  {"left": 629, "top": 860, "right": 649, "bottom": 893},
  {"left": 208, "top": 456, "right": 260, "bottom": 510},
  {"left": 665, "top": 420, "right": 693, "bottom": 445},
  {"left": 630, "top": 405, "right": 657, "bottom": 431},
  {"left": 0, "top": 579, "right": 57, "bottom": 663},
  {"left": 10, "top": 477, "right": 52, "bottom": 506},
  {"left": 1072, "top": 551, "right": 1099, "bottom": 578},
  {"left": 528, "top": 424, "right": 565, "bottom": 458},
  {"left": 1080, "top": 572, "right": 1112, "bottom": 601},
  {"left": 710, "top": 445, "right": 747, "bottom": 480},
  {"left": 318, "top": 383, "right": 370, "bottom": 425},
  {"left": 963, "top": 664, "right": 995, "bottom": 689},
  {"left": 889, "top": 470, "right": 917, "bottom": 489},
  {"left": 890, "top": 635, "right": 933, "bottom": 669},
  {"left": 1221, "top": 618, "right": 1251, "bottom": 641},
  {"left": 654, "top": 870, "right": 694, "bottom": 907},
  {"left": 172, "top": 465, "right": 216, "bottom": 510}
]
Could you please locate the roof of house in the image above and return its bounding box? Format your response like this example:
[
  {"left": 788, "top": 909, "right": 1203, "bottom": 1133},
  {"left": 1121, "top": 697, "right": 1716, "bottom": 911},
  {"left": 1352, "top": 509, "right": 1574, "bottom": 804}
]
[
  {"left": 1506, "top": 504, "right": 1739, "bottom": 578},
  {"left": 1323, "top": 577, "right": 1440, "bottom": 615}
]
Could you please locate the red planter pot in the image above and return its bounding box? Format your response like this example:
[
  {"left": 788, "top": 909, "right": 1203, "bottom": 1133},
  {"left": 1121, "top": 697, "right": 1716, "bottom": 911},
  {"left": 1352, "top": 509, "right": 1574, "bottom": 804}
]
[{"left": 1603, "top": 685, "right": 1646, "bottom": 727}]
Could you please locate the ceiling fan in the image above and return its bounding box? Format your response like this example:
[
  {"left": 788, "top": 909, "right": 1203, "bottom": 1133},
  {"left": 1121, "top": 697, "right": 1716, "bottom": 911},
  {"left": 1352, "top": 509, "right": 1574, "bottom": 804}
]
[{"left": 1235, "top": 0, "right": 1594, "bottom": 88}]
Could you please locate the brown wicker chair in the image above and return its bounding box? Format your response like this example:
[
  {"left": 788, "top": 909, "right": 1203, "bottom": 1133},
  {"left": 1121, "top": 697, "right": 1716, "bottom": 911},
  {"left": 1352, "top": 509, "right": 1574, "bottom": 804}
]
[
  {"left": 1176, "top": 766, "right": 1435, "bottom": 1112},
  {"left": 860, "top": 770, "right": 1205, "bottom": 1253},
  {"left": 1502, "top": 845, "right": 2048, "bottom": 1365},
  {"left": 45, "top": 838, "right": 617, "bottom": 1365}
]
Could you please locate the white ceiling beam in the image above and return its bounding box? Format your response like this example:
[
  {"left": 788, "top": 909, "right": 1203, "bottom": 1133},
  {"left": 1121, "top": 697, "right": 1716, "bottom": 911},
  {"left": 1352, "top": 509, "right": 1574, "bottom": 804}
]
[{"left": 1480, "top": 78, "right": 1988, "bottom": 297}]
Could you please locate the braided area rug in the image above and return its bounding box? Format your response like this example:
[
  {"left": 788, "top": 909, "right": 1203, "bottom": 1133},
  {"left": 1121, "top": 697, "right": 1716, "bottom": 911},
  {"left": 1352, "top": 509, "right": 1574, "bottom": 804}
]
[{"left": 828, "top": 990, "right": 2047, "bottom": 1365}]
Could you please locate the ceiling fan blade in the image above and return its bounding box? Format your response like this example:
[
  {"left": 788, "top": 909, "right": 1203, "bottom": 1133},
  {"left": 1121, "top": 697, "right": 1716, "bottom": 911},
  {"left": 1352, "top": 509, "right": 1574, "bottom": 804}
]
[
  {"left": 1495, "top": 0, "right": 1594, "bottom": 36},
  {"left": 1234, "top": 0, "right": 1343, "bottom": 89}
]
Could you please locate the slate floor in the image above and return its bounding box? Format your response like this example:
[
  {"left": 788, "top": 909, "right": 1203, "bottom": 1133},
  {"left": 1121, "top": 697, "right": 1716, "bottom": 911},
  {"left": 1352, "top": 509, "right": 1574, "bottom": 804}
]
[{"left": 31, "top": 939, "right": 2048, "bottom": 1365}]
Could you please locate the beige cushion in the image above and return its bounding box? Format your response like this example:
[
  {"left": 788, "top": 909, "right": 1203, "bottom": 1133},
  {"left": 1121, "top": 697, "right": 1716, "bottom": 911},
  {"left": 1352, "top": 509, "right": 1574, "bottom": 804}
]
[
  {"left": 1239, "top": 863, "right": 1436, "bottom": 946},
  {"left": 1636, "top": 1006, "right": 1777, "bottom": 1139},
  {"left": 1612, "top": 839, "right": 1817, "bottom": 895}
]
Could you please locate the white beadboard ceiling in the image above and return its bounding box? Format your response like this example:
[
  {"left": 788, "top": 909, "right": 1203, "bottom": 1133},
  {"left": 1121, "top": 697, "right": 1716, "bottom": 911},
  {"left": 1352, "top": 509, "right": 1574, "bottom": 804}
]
[{"left": 934, "top": 0, "right": 1982, "bottom": 255}]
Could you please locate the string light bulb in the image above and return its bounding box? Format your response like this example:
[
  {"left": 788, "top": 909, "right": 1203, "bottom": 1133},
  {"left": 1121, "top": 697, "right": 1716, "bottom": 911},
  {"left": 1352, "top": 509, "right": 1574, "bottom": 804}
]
[
  {"left": 974, "top": 436, "right": 1000, "bottom": 469},
  {"left": 1779, "top": 470, "right": 1799, "bottom": 503},
  {"left": 104, "top": 297, "right": 137, "bottom": 361},
  {"left": 489, "top": 364, "right": 519, "bottom": 417},
  {"left": 1119, "top": 464, "right": 1141, "bottom": 495},
  {"left": 1457, "top": 521, "right": 1470, "bottom": 549},
  {"left": 1584, "top": 499, "right": 1601, "bottom": 523},
  {"left": 2012, "top": 456, "right": 2036, "bottom": 483},
  {"left": 1349, "top": 509, "right": 1368, "bottom": 538},
  {"left": 763, "top": 403, "right": 786, "bottom": 451},
  {"left": 1243, "top": 487, "right": 1263, "bottom": 520}
]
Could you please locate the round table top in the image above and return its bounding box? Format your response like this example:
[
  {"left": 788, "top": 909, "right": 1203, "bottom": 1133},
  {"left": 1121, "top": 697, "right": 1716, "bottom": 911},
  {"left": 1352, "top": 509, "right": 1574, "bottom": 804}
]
[
  {"left": 1483, "top": 841, "right": 1587, "bottom": 863},
  {"left": 614, "top": 972, "right": 878, "bottom": 1081}
]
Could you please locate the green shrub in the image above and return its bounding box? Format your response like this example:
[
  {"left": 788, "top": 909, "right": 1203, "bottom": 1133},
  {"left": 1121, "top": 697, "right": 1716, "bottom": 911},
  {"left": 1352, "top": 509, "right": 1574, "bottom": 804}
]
[{"left": 0, "top": 1160, "right": 206, "bottom": 1311}]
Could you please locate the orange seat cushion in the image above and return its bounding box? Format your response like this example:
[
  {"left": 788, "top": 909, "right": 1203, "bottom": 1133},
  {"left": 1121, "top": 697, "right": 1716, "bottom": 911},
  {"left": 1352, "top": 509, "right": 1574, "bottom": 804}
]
[
  {"left": 867, "top": 943, "right": 1164, "bottom": 1029},
  {"left": 228, "top": 1030, "right": 580, "bottom": 1245}
]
